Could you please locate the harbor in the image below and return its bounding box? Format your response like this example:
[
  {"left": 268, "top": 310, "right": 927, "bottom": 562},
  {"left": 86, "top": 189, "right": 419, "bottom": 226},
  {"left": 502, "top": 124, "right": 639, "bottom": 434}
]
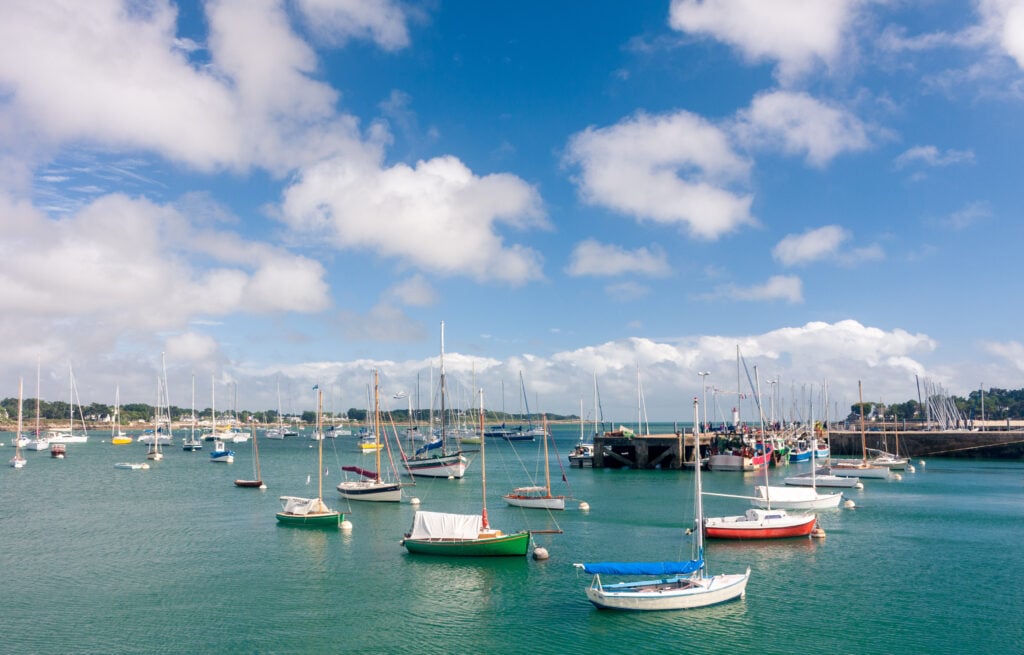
[{"left": 2, "top": 422, "right": 1022, "bottom": 654}]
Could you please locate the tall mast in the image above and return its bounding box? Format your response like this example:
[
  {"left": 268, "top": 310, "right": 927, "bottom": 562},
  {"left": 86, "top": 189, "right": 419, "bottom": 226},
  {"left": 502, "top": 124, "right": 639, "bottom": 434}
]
[
  {"left": 858, "top": 380, "right": 867, "bottom": 463},
  {"left": 374, "top": 369, "right": 382, "bottom": 482},
  {"left": 317, "top": 387, "right": 324, "bottom": 501},
  {"left": 439, "top": 321, "right": 446, "bottom": 451},
  {"left": 543, "top": 414, "right": 551, "bottom": 495},
  {"left": 693, "top": 396, "right": 705, "bottom": 571},
  {"left": 479, "top": 386, "right": 488, "bottom": 529}
]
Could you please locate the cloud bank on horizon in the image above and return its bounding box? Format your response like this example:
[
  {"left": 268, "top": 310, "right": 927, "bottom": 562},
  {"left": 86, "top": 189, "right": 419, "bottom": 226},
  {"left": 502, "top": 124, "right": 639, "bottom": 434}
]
[{"left": 0, "top": 0, "right": 1021, "bottom": 418}]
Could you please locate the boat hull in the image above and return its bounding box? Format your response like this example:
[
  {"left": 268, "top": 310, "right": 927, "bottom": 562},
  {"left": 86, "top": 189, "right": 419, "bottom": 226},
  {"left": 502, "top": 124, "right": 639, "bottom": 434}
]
[
  {"left": 829, "top": 463, "right": 890, "bottom": 479},
  {"left": 275, "top": 511, "right": 344, "bottom": 527},
  {"left": 751, "top": 486, "right": 843, "bottom": 510},
  {"left": 585, "top": 570, "right": 750, "bottom": 611},
  {"left": 784, "top": 474, "right": 860, "bottom": 488},
  {"left": 402, "top": 453, "right": 467, "bottom": 478},
  {"left": 503, "top": 494, "right": 566, "bottom": 510},
  {"left": 337, "top": 481, "right": 402, "bottom": 502},
  {"left": 234, "top": 479, "right": 264, "bottom": 488},
  {"left": 704, "top": 511, "right": 817, "bottom": 539},
  {"left": 402, "top": 531, "right": 530, "bottom": 557}
]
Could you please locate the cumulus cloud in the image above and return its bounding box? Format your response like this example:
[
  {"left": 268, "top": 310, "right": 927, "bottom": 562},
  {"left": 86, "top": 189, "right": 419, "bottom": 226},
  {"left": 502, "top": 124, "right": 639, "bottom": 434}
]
[
  {"left": 387, "top": 274, "right": 439, "bottom": 307},
  {"left": 279, "top": 152, "right": 547, "bottom": 284},
  {"left": 564, "top": 110, "right": 754, "bottom": 240},
  {"left": 668, "top": 0, "right": 861, "bottom": 82},
  {"left": 566, "top": 240, "right": 672, "bottom": 277},
  {"left": 733, "top": 91, "right": 872, "bottom": 167},
  {"left": 0, "top": 0, "right": 405, "bottom": 174}
]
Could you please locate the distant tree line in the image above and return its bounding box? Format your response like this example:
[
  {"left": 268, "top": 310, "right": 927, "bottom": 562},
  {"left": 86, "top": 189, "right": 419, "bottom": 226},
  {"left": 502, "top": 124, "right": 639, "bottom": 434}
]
[
  {"left": 847, "top": 387, "right": 1024, "bottom": 422},
  {"left": 0, "top": 397, "right": 576, "bottom": 425}
]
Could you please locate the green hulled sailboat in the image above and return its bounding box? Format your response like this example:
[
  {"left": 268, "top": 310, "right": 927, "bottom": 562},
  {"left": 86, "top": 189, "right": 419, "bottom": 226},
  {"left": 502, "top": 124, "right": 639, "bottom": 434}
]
[{"left": 277, "top": 388, "right": 346, "bottom": 527}]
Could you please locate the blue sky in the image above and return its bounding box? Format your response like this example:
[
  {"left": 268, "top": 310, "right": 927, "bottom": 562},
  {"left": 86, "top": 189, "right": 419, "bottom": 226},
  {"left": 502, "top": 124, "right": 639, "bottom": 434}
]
[{"left": 2, "top": 0, "right": 1023, "bottom": 422}]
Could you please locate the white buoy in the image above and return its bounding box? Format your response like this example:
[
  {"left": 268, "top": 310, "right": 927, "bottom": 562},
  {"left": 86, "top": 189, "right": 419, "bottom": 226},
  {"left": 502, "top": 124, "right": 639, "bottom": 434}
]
[
  {"left": 907, "top": 465, "right": 916, "bottom": 473},
  {"left": 259, "top": 483, "right": 267, "bottom": 490},
  {"left": 919, "top": 460, "right": 926, "bottom": 468},
  {"left": 811, "top": 526, "right": 826, "bottom": 539},
  {"left": 340, "top": 519, "right": 353, "bottom": 531},
  {"left": 532, "top": 546, "right": 549, "bottom": 560},
  {"left": 892, "top": 473, "right": 902, "bottom": 480},
  {"left": 410, "top": 497, "right": 421, "bottom": 505},
  {"left": 578, "top": 501, "right": 590, "bottom": 512},
  {"left": 844, "top": 499, "right": 856, "bottom": 509},
  {"left": 447, "top": 475, "right": 454, "bottom": 480},
  {"left": 855, "top": 482, "right": 864, "bottom": 489}
]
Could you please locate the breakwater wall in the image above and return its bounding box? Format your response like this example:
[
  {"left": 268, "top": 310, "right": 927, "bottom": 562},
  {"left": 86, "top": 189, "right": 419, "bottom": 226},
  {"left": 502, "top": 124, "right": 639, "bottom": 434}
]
[{"left": 828, "top": 430, "right": 1024, "bottom": 459}]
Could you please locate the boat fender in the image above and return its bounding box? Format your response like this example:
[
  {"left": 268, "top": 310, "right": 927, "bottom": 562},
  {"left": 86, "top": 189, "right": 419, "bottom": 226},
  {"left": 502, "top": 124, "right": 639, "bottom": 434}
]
[
  {"left": 843, "top": 499, "right": 856, "bottom": 509},
  {"left": 340, "top": 520, "right": 353, "bottom": 531},
  {"left": 410, "top": 497, "right": 421, "bottom": 505},
  {"left": 578, "top": 501, "right": 590, "bottom": 511},
  {"left": 811, "top": 526, "right": 826, "bottom": 539},
  {"left": 854, "top": 482, "right": 864, "bottom": 489},
  {"left": 532, "top": 547, "right": 549, "bottom": 561},
  {"left": 892, "top": 473, "right": 902, "bottom": 481}
]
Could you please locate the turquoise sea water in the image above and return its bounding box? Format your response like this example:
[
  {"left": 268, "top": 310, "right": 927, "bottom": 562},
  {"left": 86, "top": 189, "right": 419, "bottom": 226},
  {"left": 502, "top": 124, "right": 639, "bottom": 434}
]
[{"left": 2, "top": 423, "right": 1022, "bottom": 655}]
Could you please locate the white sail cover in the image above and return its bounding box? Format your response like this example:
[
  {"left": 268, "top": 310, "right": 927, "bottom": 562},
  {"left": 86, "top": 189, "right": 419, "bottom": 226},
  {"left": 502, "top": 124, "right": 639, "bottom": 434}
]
[
  {"left": 408, "top": 511, "right": 481, "bottom": 540},
  {"left": 281, "top": 496, "right": 329, "bottom": 515}
]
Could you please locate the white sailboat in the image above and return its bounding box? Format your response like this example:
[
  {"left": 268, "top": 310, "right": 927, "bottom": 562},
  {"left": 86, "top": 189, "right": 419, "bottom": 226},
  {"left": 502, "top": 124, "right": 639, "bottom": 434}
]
[
  {"left": 401, "top": 322, "right": 467, "bottom": 478},
  {"left": 575, "top": 398, "right": 749, "bottom": 610},
  {"left": 337, "top": 370, "right": 403, "bottom": 502},
  {"left": 25, "top": 361, "right": 48, "bottom": 451},
  {"left": 9, "top": 378, "right": 27, "bottom": 469},
  {"left": 111, "top": 385, "right": 132, "bottom": 445},
  {"left": 829, "top": 381, "right": 890, "bottom": 479},
  {"left": 504, "top": 415, "right": 566, "bottom": 510},
  {"left": 47, "top": 362, "right": 89, "bottom": 444},
  {"left": 182, "top": 374, "right": 202, "bottom": 451}
]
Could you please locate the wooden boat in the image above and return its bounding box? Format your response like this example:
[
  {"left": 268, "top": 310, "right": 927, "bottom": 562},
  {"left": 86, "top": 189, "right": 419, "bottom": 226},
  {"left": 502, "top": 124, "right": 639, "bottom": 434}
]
[
  {"left": 9, "top": 378, "right": 27, "bottom": 469},
  {"left": 504, "top": 416, "right": 566, "bottom": 510},
  {"left": 276, "top": 388, "right": 346, "bottom": 527},
  {"left": 337, "top": 370, "right": 403, "bottom": 502},
  {"left": 401, "top": 322, "right": 467, "bottom": 479},
  {"left": 234, "top": 425, "right": 265, "bottom": 489},
  {"left": 402, "top": 385, "right": 529, "bottom": 556},
  {"left": 704, "top": 508, "right": 817, "bottom": 539},
  {"left": 574, "top": 398, "right": 750, "bottom": 610},
  {"left": 830, "top": 381, "right": 890, "bottom": 479}
]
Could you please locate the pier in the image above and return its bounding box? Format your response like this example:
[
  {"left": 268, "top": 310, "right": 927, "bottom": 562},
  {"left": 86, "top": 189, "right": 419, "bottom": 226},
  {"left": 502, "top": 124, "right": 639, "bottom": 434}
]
[
  {"left": 828, "top": 429, "right": 1024, "bottom": 459},
  {"left": 592, "top": 431, "right": 710, "bottom": 469}
]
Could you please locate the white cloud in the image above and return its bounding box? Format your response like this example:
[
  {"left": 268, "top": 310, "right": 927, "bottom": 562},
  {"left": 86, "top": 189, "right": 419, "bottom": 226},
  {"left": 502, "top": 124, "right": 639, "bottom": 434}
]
[
  {"left": 564, "top": 110, "right": 755, "bottom": 240},
  {"left": 773, "top": 225, "right": 850, "bottom": 266},
  {"left": 165, "top": 331, "right": 221, "bottom": 363},
  {"left": 295, "top": 0, "right": 412, "bottom": 51},
  {"left": 605, "top": 281, "right": 652, "bottom": 302},
  {"left": 712, "top": 275, "right": 804, "bottom": 304},
  {"left": 279, "top": 152, "right": 548, "bottom": 285},
  {"left": 894, "top": 145, "right": 976, "bottom": 169},
  {"left": 980, "top": 0, "right": 1024, "bottom": 68},
  {"left": 936, "top": 201, "right": 992, "bottom": 230},
  {"left": 668, "top": 0, "right": 860, "bottom": 83},
  {"left": 0, "top": 1, "right": 373, "bottom": 174},
  {"left": 733, "top": 91, "right": 872, "bottom": 167},
  {"left": 566, "top": 240, "right": 672, "bottom": 277}
]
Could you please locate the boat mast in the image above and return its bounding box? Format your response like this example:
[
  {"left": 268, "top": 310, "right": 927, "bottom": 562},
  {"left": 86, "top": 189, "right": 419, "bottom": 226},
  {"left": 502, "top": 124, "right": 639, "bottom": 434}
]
[
  {"left": 374, "top": 369, "right": 382, "bottom": 483},
  {"left": 543, "top": 414, "right": 551, "bottom": 496},
  {"left": 479, "top": 386, "right": 488, "bottom": 529},
  {"left": 440, "top": 321, "right": 446, "bottom": 452},
  {"left": 317, "top": 387, "right": 324, "bottom": 501},
  {"left": 858, "top": 380, "right": 867, "bottom": 463},
  {"left": 693, "top": 396, "right": 705, "bottom": 574}
]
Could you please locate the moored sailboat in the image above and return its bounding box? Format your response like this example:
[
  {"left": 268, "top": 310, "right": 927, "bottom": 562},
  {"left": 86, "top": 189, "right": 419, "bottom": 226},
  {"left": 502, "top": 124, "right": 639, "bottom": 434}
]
[
  {"left": 234, "top": 424, "right": 265, "bottom": 489},
  {"left": 9, "top": 378, "right": 27, "bottom": 469},
  {"left": 503, "top": 415, "right": 566, "bottom": 510},
  {"left": 337, "top": 370, "right": 403, "bottom": 502},
  {"left": 402, "top": 387, "right": 530, "bottom": 557},
  {"left": 276, "top": 387, "right": 347, "bottom": 527},
  {"left": 401, "top": 322, "right": 467, "bottom": 479},
  {"left": 574, "top": 397, "right": 750, "bottom": 610}
]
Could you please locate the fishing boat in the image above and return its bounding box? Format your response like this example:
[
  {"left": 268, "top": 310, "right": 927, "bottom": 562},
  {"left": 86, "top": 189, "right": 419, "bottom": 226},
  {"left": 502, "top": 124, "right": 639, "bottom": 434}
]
[
  {"left": 276, "top": 387, "right": 347, "bottom": 527},
  {"left": 9, "top": 378, "right": 27, "bottom": 469},
  {"left": 337, "top": 370, "right": 403, "bottom": 502},
  {"left": 402, "top": 387, "right": 530, "bottom": 557},
  {"left": 209, "top": 439, "right": 235, "bottom": 463},
  {"left": 568, "top": 442, "right": 594, "bottom": 468},
  {"left": 401, "top": 322, "right": 467, "bottom": 479},
  {"left": 574, "top": 398, "right": 750, "bottom": 610},
  {"left": 788, "top": 438, "right": 812, "bottom": 462},
  {"left": 504, "top": 415, "right": 566, "bottom": 510},
  {"left": 234, "top": 425, "right": 265, "bottom": 489}
]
